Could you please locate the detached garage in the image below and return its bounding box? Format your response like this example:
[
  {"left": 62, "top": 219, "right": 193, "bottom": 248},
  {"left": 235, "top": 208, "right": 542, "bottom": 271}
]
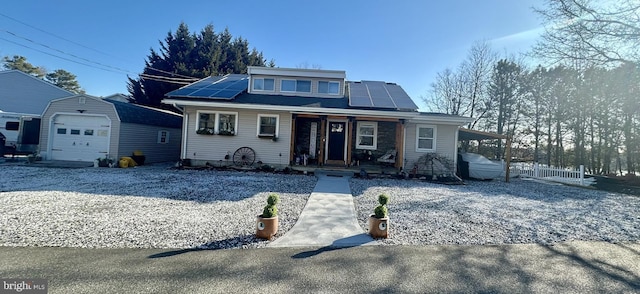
[{"left": 39, "top": 95, "right": 182, "bottom": 163}]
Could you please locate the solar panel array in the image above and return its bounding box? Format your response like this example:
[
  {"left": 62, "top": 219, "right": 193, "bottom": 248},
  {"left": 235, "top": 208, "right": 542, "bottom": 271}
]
[
  {"left": 166, "top": 74, "right": 249, "bottom": 99},
  {"left": 348, "top": 81, "right": 418, "bottom": 110}
]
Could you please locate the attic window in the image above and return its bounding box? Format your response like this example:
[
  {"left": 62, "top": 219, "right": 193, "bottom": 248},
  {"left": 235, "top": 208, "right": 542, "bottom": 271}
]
[
  {"left": 79, "top": 97, "right": 86, "bottom": 104},
  {"left": 318, "top": 81, "right": 340, "bottom": 95},
  {"left": 281, "top": 79, "right": 311, "bottom": 93},
  {"left": 253, "top": 78, "right": 274, "bottom": 91}
]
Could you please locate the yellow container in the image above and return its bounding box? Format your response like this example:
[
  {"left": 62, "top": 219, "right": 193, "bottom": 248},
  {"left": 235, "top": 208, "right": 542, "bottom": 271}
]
[{"left": 119, "top": 156, "right": 137, "bottom": 168}]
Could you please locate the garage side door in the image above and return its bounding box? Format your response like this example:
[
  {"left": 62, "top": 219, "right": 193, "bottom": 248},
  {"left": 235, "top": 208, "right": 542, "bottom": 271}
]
[{"left": 51, "top": 115, "right": 110, "bottom": 161}]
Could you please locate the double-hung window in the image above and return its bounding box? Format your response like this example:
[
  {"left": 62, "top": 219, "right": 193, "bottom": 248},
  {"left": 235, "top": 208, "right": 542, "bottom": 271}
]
[
  {"left": 356, "top": 121, "right": 377, "bottom": 150},
  {"left": 217, "top": 113, "right": 237, "bottom": 135},
  {"left": 197, "top": 113, "right": 216, "bottom": 135},
  {"left": 416, "top": 125, "right": 436, "bottom": 152},
  {"left": 318, "top": 81, "right": 340, "bottom": 95},
  {"left": 197, "top": 111, "right": 238, "bottom": 135},
  {"left": 257, "top": 114, "right": 279, "bottom": 137}
]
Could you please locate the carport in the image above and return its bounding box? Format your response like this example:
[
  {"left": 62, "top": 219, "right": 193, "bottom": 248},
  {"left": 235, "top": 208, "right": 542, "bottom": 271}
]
[{"left": 458, "top": 128, "right": 512, "bottom": 182}]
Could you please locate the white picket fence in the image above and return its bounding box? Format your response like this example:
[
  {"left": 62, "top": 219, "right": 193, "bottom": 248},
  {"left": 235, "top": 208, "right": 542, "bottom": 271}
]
[{"left": 510, "top": 162, "right": 593, "bottom": 186}]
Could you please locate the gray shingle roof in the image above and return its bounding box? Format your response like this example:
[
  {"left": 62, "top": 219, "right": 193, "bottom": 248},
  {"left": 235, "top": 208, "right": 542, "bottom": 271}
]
[{"left": 106, "top": 99, "right": 182, "bottom": 129}]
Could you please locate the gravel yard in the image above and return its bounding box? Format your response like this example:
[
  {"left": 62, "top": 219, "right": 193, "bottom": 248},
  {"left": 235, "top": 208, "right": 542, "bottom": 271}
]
[
  {"left": 0, "top": 164, "right": 316, "bottom": 249},
  {"left": 351, "top": 177, "right": 640, "bottom": 245},
  {"left": 2, "top": 164, "right": 639, "bottom": 250}
]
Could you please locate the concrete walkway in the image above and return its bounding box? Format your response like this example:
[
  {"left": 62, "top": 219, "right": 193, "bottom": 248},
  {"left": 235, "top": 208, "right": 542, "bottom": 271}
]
[{"left": 269, "top": 172, "right": 374, "bottom": 247}]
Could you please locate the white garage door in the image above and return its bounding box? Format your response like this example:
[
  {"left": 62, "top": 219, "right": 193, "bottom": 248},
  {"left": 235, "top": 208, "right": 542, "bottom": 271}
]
[{"left": 50, "top": 115, "right": 111, "bottom": 161}]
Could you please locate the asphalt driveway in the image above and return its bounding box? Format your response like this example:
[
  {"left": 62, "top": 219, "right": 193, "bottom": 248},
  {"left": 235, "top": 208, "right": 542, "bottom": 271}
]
[{"left": 1, "top": 241, "right": 639, "bottom": 293}]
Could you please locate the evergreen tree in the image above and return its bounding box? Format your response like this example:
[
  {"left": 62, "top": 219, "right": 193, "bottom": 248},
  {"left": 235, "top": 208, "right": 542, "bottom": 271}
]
[
  {"left": 128, "top": 23, "right": 269, "bottom": 107},
  {"left": 2, "top": 55, "right": 84, "bottom": 93},
  {"left": 45, "top": 69, "right": 85, "bottom": 94},
  {"left": 2, "top": 55, "right": 47, "bottom": 78}
]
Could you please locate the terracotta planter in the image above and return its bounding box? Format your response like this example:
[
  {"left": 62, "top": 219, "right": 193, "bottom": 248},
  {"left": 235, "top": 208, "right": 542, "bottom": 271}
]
[
  {"left": 256, "top": 215, "right": 278, "bottom": 240},
  {"left": 369, "top": 215, "right": 389, "bottom": 239}
]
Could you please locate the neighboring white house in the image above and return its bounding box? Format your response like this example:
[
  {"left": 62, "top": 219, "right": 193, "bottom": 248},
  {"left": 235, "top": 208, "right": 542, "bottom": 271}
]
[
  {"left": 162, "top": 66, "right": 473, "bottom": 172},
  {"left": 39, "top": 95, "right": 183, "bottom": 163}
]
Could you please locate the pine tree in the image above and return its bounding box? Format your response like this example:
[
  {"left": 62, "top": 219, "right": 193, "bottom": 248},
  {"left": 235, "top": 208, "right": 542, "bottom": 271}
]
[
  {"left": 45, "top": 69, "right": 85, "bottom": 94},
  {"left": 128, "top": 23, "right": 269, "bottom": 107}
]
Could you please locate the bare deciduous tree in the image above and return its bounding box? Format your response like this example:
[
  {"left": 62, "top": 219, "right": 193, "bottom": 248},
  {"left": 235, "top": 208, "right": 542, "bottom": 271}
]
[{"left": 533, "top": 0, "right": 640, "bottom": 65}]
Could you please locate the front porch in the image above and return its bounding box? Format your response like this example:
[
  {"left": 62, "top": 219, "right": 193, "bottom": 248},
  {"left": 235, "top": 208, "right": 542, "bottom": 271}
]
[
  {"left": 289, "top": 114, "right": 405, "bottom": 171},
  {"left": 289, "top": 162, "right": 402, "bottom": 177}
]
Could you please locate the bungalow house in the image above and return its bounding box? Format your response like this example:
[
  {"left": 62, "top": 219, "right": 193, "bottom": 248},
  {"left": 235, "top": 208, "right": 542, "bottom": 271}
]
[
  {"left": 162, "top": 66, "right": 473, "bottom": 173},
  {"left": 39, "top": 94, "right": 182, "bottom": 163}
]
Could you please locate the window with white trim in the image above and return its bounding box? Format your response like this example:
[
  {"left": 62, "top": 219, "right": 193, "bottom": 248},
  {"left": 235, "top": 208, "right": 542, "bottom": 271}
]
[
  {"left": 197, "top": 112, "right": 216, "bottom": 135},
  {"left": 281, "top": 79, "right": 311, "bottom": 93},
  {"left": 196, "top": 111, "right": 238, "bottom": 136},
  {"left": 257, "top": 114, "right": 279, "bottom": 137},
  {"left": 253, "top": 78, "right": 274, "bottom": 91},
  {"left": 157, "top": 130, "right": 170, "bottom": 144},
  {"left": 356, "top": 121, "right": 377, "bottom": 150},
  {"left": 318, "top": 81, "right": 340, "bottom": 95},
  {"left": 416, "top": 125, "right": 436, "bottom": 152},
  {"left": 217, "top": 112, "right": 237, "bottom": 135}
]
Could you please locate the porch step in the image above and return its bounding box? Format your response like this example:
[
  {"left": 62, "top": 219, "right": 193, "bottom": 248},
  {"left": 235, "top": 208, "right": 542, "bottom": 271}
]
[{"left": 314, "top": 169, "right": 355, "bottom": 178}]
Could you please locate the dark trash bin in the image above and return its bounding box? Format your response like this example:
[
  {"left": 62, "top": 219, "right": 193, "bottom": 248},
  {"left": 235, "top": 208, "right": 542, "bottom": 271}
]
[{"left": 131, "top": 155, "right": 146, "bottom": 165}]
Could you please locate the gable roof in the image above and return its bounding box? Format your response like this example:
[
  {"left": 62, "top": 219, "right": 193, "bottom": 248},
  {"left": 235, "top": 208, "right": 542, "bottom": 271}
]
[
  {"left": 0, "top": 70, "right": 74, "bottom": 115},
  {"left": 105, "top": 99, "right": 182, "bottom": 129}
]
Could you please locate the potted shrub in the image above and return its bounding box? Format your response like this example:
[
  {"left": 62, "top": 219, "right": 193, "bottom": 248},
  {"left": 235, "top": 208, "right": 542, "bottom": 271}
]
[
  {"left": 256, "top": 193, "right": 279, "bottom": 240},
  {"left": 369, "top": 193, "right": 390, "bottom": 238}
]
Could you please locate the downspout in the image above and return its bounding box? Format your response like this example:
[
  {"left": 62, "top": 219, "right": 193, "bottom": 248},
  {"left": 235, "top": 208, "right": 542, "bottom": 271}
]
[
  {"left": 453, "top": 126, "right": 459, "bottom": 175},
  {"left": 177, "top": 104, "right": 188, "bottom": 159}
]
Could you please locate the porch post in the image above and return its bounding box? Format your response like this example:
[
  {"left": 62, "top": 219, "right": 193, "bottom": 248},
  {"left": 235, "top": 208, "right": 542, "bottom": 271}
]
[
  {"left": 318, "top": 116, "right": 326, "bottom": 166},
  {"left": 289, "top": 114, "right": 297, "bottom": 165},
  {"left": 347, "top": 117, "right": 354, "bottom": 166},
  {"left": 395, "top": 120, "right": 405, "bottom": 169}
]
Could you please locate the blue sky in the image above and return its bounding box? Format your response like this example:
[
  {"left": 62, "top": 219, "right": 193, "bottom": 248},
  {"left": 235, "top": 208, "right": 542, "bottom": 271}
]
[{"left": 1, "top": 0, "right": 541, "bottom": 110}]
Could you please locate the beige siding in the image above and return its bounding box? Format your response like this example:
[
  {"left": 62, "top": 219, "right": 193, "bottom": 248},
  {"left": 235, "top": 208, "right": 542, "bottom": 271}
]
[
  {"left": 249, "top": 74, "right": 344, "bottom": 98},
  {"left": 184, "top": 106, "right": 291, "bottom": 166},
  {"left": 39, "top": 96, "right": 120, "bottom": 160},
  {"left": 403, "top": 123, "right": 459, "bottom": 169},
  {"left": 118, "top": 123, "right": 182, "bottom": 163}
]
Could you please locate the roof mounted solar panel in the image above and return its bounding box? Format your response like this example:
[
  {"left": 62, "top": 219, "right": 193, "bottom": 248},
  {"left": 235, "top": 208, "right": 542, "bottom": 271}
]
[
  {"left": 348, "top": 82, "right": 373, "bottom": 107},
  {"left": 347, "top": 81, "right": 418, "bottom": 110},
  {"left": 366, "top": 81, "right": 396, "bottom": 108},
  {"left": 386, "top": 84, "right": 418, "bottom": 110},
  {"left": 165, "top": 74, "right": 249, "bottom": 99}
]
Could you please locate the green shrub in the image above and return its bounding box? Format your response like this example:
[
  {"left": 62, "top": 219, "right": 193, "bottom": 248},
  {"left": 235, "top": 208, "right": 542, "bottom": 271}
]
[
  {"left": 378, "top": 194, "right": 389, "bottom": 205},
  {"left": 267, "top": 193, "right": 280, "bottom": 206},
  {"left": 262, "top": 193, "right": 280, "bottom": 218},
  {"left": 374, "top": 205, "right": 388, "bottom": 218},
  {"left": 373, "top": 193, "right": 389, "bottom": 218},
  {"left": 263, "top": 205, "right": 278, "bottom": 218}
]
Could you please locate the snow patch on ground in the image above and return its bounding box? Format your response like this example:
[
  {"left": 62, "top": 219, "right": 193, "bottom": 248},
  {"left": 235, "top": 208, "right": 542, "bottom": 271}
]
[
  {"left": 0, "top": 165, "right": 315, "bottom": 249},
  {"left": 350, "top": 177, "right": 640, "bottom": 245}
]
